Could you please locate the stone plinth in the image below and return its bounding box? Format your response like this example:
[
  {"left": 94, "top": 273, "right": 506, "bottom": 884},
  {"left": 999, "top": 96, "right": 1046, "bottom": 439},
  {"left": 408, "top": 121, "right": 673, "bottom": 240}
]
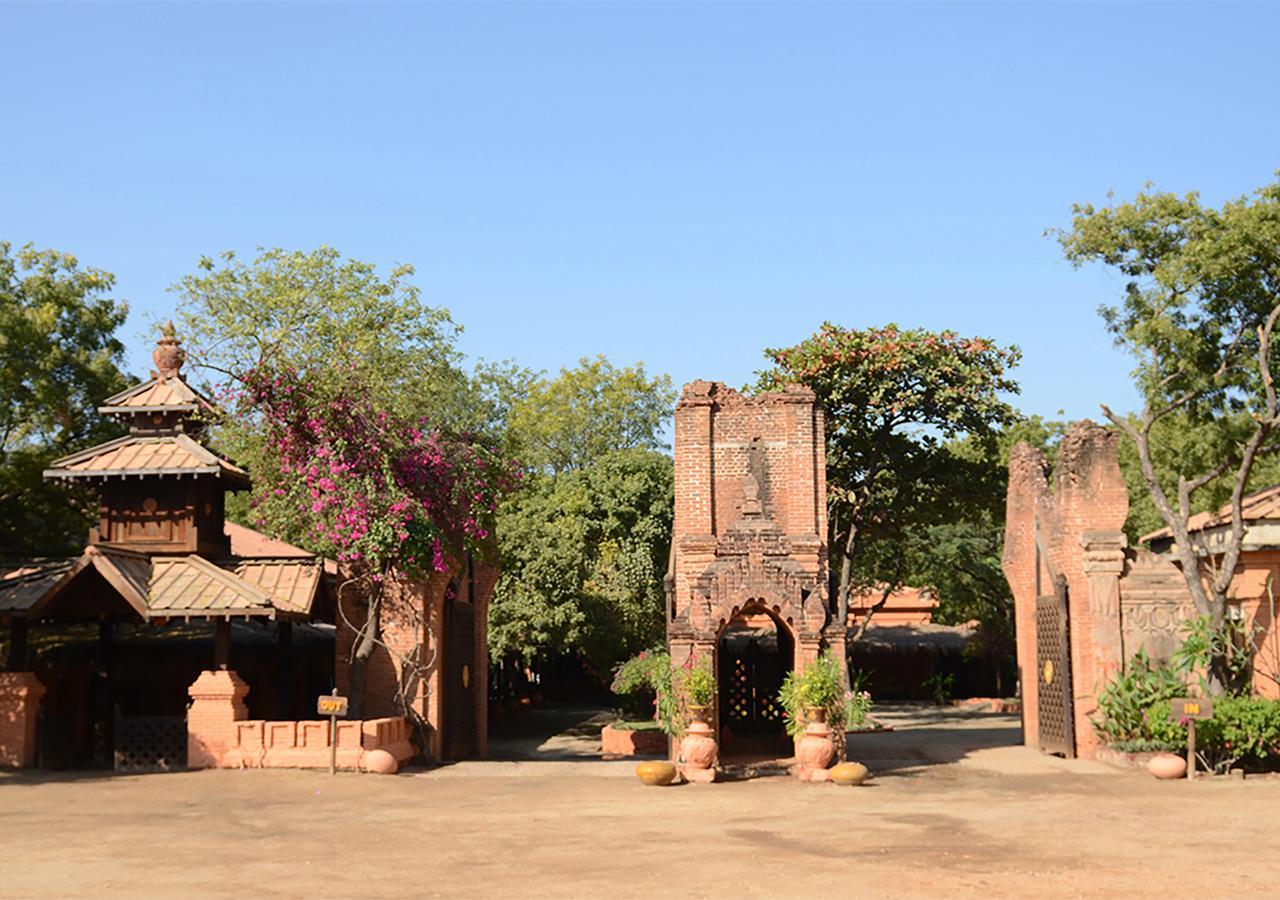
[{"left": 0, "top": 672, "right": 45, "bottom": 767}]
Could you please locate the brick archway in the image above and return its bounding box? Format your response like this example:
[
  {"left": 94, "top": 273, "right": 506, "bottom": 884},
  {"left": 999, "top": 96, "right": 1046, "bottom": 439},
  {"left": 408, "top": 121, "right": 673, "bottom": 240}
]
[{"left": 715, "top": 602, "right": 794, "bottom": 758}]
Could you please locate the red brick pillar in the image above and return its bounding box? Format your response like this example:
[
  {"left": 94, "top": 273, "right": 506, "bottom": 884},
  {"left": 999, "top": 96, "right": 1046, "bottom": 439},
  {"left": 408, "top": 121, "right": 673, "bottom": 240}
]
[
  {"left": 187, "top": 669, "right": 249, "bottom": 769},
  {"left": 0, "top": 672, "right": 45, "bottom": 767},
  {"left": 1078, "top": 532, "right": 1127, "bottom": 758}
]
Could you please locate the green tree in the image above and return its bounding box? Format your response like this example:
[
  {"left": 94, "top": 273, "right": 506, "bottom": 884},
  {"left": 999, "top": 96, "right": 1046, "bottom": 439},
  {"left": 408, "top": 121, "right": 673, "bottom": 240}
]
[
  {"left": 489, "top": 448, "right": 673, "bottom": 674},
  {"left": 0, "top": 243, "right": 128, "bottom": 558},
  {"left": 1057, "top": 175, "right": 1280, "bottom": 668},
  {"left": 506, "top": 356, "right": 675, "bottom": 474},
  {"left": 758, "top": 323, "right": 1021, "bottom": 634}
]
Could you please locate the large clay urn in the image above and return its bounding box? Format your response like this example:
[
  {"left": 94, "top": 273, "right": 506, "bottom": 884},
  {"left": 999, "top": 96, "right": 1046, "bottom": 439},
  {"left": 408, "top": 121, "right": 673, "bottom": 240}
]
[
  {"left": 679, "top": 709, "right": 718, "bottom": 783},
  {"left": 796, "top": 707, "right": 836, "bottom": 781}
]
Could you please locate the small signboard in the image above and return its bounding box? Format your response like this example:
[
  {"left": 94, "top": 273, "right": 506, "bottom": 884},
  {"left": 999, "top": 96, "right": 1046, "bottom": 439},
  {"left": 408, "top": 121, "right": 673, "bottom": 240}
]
[
  {"left": 317, "top": 694, "right": 349, "bottom": 718},
  {"left": 1170, "top": 697, "right": 1214, "bottom": 721}
]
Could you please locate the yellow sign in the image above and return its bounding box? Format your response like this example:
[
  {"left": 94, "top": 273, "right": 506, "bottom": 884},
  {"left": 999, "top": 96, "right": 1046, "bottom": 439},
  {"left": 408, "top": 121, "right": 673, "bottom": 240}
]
[
  {"left": 316, "top": 694, "right": 349, "bottom": 717},
  {"left": 1042, "top": 660, "right": 1054, "bottom": 684}
]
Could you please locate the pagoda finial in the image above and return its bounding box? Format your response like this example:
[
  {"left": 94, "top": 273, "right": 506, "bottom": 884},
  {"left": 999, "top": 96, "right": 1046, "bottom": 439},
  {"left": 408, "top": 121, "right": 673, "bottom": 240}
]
[{"left": 152, "top": 319, "right": 186, "bottom": 383}]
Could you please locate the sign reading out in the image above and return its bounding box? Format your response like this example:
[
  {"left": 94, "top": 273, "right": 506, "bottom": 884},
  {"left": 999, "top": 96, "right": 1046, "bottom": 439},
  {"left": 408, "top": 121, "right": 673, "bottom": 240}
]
[
  {"left": 317, "top": 694, "right": 350, "bottom": 718},
  {"left": 1170, "top": 697, "right": 1214, "bottom": 721}
]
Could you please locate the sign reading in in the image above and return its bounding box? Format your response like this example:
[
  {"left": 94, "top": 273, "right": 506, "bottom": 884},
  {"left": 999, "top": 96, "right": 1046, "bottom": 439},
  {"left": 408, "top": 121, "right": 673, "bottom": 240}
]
[
  {"left": 317, "top": 694, "right": 349, "bottom": 718},
  {"left": 1170, "top": 697, "right": 1214, "bottom": 721}
]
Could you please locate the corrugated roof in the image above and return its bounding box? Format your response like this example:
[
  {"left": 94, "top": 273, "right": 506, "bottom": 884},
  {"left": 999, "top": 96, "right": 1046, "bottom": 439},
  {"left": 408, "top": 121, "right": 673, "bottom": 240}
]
[
  {"left": 1141, "top": 484, "right": 1280, "bottom": 543},
  {"left": 0, "top": 560, "right": 76, "bottom": 613},
  {"left": 98, "top": 375, "right": 212, "bottom": 415},
  {"left": 43, "top": 433, "right": 248, "bottom": 482}
]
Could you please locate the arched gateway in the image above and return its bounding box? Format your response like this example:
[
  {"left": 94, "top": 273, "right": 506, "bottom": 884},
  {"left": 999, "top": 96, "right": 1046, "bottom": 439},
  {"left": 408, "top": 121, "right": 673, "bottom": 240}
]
[{"left": 666, "top": 381, "right": 844, "bottom": 759}]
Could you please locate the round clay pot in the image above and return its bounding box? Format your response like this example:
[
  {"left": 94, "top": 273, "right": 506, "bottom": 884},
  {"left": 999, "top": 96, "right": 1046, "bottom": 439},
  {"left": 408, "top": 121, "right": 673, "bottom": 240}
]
[
  {"left": 796, "top": 720, "right": 836, "bottom": 771},
  {"left": 681, "top": 721, "right": 718, "bottom": 770},
  {"left": 830, "top": 761, "right": 869, "bottom": 786},
  {"left": 1147, "top": 752, "right": 1187, "bottom": 780},
  {"left": 687, "top": 705, "right": 710, "bottom": 725},
  {"left": 635, "top": 760, "right": 678, "bottom": 786},
  {"left": 363, "top": 748, "right": 399, "bottom": 775}
]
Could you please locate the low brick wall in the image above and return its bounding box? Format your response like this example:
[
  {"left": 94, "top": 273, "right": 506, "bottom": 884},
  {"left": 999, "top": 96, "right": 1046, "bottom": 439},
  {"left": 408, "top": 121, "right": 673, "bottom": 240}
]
[
  {"left": 601, "top": 724, "right": 667, "bottom": 758},
  {"left": 187, "top": 669, "right": 414, "bottom": 770},
  {"left": 224, "top": 716, "right": 415, "bottom": 770}
]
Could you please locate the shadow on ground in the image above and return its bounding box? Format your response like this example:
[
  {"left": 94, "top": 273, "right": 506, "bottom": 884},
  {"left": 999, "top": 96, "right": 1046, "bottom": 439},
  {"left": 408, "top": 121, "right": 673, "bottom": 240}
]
[{"left": 487, "top": 702, "right": 614, "bottom": 761}]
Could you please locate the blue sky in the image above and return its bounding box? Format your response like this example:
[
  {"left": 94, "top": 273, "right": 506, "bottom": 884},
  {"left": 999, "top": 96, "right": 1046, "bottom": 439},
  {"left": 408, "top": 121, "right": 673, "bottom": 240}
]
[{"left": 4, "top": 2, "right": 1279, "bottom": 424}]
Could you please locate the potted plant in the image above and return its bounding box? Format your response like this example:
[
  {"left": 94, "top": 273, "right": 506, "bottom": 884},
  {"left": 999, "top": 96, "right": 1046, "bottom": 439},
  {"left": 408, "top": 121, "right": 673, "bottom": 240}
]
[
  {"left": 778, "top": 653, "right": 845, "bottom": 781},
  {"left": 676, "top": 655, "right": 718, "bottom": 783}
]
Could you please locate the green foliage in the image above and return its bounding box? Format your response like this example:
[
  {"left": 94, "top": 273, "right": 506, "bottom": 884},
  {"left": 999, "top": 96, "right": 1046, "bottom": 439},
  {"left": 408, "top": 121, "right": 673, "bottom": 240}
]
[
  {"left": 677, "top": 656, "right": 716, "bottom": 708},
  {"left": 1092, "top": 649, "right": 1185, "bottom": 744},
  {"left": 1147, "top": 696, "right": 1280, "bottom": 772},
  {"left": 1171, "top": 614, "right": 1256, "bottom": 697},
  {"left": 1057, "top": 176, "right": 1280, "bottom": 631},
  {"left": 611, "top": 647, "right": 678, "bottom": 730},
  {"left": 778, "top": 653, "right": 847, "bottom": 737},
  {"left": 506, "top": 356, "right": 675, "bottom": 475},
  {"left": 489, "top": 449, "right": 673, "bottom": 675},
  {"left": 0, "top": 242, "right": 129, "bottom": 557},
  {"left": 758, "top": 323, "right": 1020, "bottom": 605},
  {"left": 921, "top": 672, "right": 955, "bottom": 704}
]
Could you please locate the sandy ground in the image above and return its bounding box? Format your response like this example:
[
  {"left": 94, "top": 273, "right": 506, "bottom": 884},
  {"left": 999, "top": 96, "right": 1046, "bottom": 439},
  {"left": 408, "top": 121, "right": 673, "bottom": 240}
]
[{"left": 2, "top": 706, "right": 1278, "bottom": 899}]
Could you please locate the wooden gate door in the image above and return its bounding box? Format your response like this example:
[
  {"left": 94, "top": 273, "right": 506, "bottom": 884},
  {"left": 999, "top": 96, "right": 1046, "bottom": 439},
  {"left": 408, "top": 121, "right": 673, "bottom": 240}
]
[
  {"left": 114, "top": 714, "right": 187, "bottom": 772},
  {"left": 444, "top": 596, "right": 477, "bottom": 760},
  {"left": 1035, "top": 577, "right": 1075, "bottom": 758},
  {"left": 720, "top": 641, "right": 784, "bottom": 734}
]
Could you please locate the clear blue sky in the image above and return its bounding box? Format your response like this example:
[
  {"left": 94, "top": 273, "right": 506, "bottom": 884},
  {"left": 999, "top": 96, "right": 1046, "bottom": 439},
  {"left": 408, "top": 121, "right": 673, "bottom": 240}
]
[{"left": 4, "top": 2, "right": 1279, "bottom": 424}]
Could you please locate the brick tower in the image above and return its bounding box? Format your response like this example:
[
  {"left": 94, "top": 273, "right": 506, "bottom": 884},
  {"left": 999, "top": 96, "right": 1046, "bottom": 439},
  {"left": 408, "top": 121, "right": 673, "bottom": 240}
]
[{"left": 667, "top": 381, "right": 843, "bottom": 752}]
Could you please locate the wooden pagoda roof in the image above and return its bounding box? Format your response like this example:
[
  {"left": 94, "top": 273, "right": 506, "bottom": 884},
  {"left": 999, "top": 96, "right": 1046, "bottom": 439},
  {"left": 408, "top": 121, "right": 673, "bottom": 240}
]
[
  {"left": 98, "top": 374, "right": 214, "bottom": 416},
  {"left": 0, "top": 527, "right": 326, "bottom": 622},
  {"left": 42, "top": 433, "right": 249, "bottom": 485}
]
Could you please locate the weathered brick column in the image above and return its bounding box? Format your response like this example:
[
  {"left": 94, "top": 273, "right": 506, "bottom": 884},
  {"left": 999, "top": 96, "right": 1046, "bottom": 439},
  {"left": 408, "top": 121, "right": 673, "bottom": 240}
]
[
  {"left": 0, "top": 672, "right": 45, "bottom": 767},
  {"left": 187, "top": 669, "right": 250, "bottom": 768}
]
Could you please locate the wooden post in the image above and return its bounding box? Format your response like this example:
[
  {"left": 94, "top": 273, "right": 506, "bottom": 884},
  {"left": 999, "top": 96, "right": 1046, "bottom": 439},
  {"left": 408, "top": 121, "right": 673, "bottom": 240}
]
[
  {"left": 276, "top": 621, "right": 293, "bottom": 719},
  {"left": 328, "top": 687, "right": 339, "bottom": 776},
  {"left": 214, "top": 618, "right": 231, "bottom": 670},
  {"left": 1187, "top": 719, "right": 1196, "bottom": 781},
  {"left": 3, "top": 619, "right": 27, "bottom": 671}
]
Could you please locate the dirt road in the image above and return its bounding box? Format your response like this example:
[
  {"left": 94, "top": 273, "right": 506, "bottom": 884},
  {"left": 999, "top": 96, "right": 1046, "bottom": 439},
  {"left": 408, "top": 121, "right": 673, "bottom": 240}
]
[{"left": 2, "top": 711, "right": 1277, "bottom": 898}]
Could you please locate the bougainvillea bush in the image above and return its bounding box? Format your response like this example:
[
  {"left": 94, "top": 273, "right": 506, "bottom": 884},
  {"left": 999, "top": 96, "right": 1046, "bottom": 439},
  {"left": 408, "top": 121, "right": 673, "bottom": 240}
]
[{"left": 223, "top": 362, "right": 518, "bottom": 717}]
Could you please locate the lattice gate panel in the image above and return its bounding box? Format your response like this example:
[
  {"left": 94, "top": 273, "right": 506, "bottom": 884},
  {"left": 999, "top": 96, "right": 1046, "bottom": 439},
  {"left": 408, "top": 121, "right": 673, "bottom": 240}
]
[
  {"left": 114, "top": 716, "right": 187, "bottom": 772},
  {"left": 721, "top": 644, "right": 785, "bottom": 732},
  {"left": 1035, "top": 579, "right": 1076, "bottom": 758}
]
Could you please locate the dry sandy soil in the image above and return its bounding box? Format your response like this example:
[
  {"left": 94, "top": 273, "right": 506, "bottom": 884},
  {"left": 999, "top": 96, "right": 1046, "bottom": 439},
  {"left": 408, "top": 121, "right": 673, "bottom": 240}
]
[{"left": 2, "top": 706, "right": 1278, "bottom": 898}]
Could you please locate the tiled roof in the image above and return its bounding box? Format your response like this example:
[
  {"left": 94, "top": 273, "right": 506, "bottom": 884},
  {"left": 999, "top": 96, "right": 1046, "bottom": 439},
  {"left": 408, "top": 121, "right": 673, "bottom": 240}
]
[
  {"left": 150, "top": 556, "right": 276, "bottom": 614},
  {"left": 99, "top": 375, "right": 213, "bottom": 415},
  {"left": 225, "top": 522, "right": 313, "bottom": 558},
  {"left": 0, "top": 547, "right": 322, "bottom": 620},
  {"left": 0, "top": 560, "right": 75, "bottom": 613},
  {"left": 1141, "top": 484, "right": 1280, "bottom": 543},
  {"left": 43, "top": 433, "right": 248, "bottom": 483},
  {"left": 226, "top": 558, "right": 322, "bottom": 614}
]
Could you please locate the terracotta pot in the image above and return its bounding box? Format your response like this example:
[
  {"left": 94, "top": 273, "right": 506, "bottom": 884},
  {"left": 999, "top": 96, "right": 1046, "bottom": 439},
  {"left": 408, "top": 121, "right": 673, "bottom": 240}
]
[
  {"left": 363, "top": 749, "right": 398, "bottom": 775},
  {"left": 1147, "top": 752, "right": 1187, "bottom": 780},
  {"left": 635, "top": 760, "right": 678, "bottom": 786},
  {"left": 680, "top": 721, "right": 717, "bottom": 770},
  {"left": 687, "top": 705, "right": 710, "bottom": 725},
  {"left": 830, "top": 761, "right": 869, "bottom": 786},
  {"left": 796, "top": 720, "right": 836, "bottom": 772},
  {"left": 806, "top": 706, "right": 827, "bottom": 725}
]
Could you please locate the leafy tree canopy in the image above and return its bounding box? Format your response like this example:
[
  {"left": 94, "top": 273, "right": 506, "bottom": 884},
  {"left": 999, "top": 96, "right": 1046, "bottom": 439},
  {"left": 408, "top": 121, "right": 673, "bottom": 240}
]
[
  {"left": 489, "top": 448, "right": 673, "bottom": 674},
  {"left": 1057, "top": 174, "right": 1280, "bottom": 639},
  {"left": 505, "top": 356, "right": 675, "bottom": 474},
  {"left": 0, "top": 242, "right": 129, "bottom": 557},
  {"left": 757, "top": 322, "right": 1021, "bottom": 629}
]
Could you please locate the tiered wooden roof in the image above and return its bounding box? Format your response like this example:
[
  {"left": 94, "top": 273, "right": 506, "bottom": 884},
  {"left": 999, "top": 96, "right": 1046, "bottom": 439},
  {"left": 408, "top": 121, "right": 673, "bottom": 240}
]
[{"left": 0, "top": 321, "right": 329, "bottom": 623}]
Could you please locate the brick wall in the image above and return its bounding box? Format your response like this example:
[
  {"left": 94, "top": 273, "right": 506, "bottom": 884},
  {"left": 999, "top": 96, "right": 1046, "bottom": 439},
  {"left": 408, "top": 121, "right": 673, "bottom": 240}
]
[{"left": 186, "top": 667, "right": 413, "bottom": 769}]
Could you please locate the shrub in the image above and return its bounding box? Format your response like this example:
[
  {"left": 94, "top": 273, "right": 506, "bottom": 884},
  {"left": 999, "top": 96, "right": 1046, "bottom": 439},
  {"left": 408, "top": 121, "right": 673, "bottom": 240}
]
[
  {"left": 611, "top": 648, "right": 679, "bottom": 735},
  {"left": 1146, "top": 696, "right": 1280, "bottom": 773},
  {"left": 677, "top": 656, "right": 716, "bottom": 709},
  {"left": 778, "top": 653, "right": 847, "bottom": 737},
  {"left": 1092, "top": 649, "right": 1184, "bottom": 744}
]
